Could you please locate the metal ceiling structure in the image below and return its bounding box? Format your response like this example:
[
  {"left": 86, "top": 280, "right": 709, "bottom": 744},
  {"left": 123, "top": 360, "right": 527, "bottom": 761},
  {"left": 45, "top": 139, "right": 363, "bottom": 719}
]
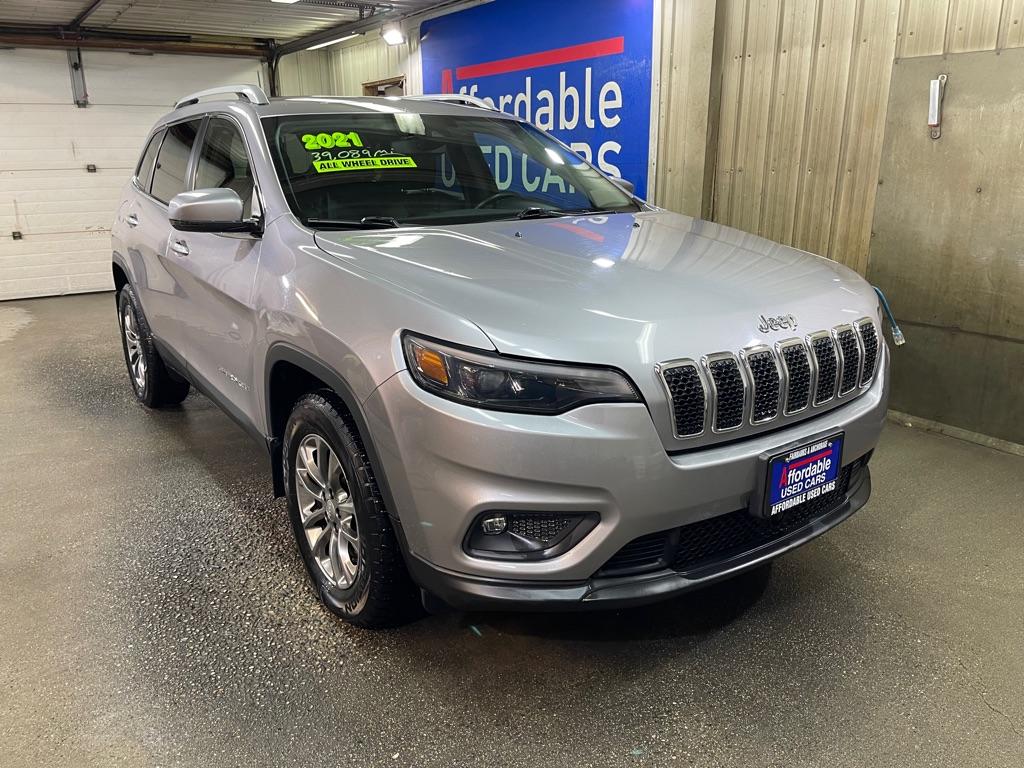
[{"left": 0, "top": 0, "right": 449, "bottom": 58}]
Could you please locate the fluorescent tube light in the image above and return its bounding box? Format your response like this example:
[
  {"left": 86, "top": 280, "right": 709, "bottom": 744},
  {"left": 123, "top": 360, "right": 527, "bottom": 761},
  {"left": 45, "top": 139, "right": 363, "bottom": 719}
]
[{"left": 306, "top": 32, "right": 362, "bottom": 50}]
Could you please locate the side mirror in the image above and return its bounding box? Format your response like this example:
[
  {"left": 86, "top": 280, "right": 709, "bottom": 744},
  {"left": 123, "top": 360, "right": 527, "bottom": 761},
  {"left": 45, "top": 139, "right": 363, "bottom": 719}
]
[
  {"left": 168, "top": 188, "right": 258, "bottom": 233},
  {"left": 612, "top": 177, "right": 636, "bottom": 196}
]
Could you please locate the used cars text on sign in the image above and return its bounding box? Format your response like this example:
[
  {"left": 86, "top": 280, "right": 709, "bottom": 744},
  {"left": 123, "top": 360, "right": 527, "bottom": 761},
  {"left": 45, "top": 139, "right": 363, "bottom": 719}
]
[{"left": 420, "top": 0, "right": 655, "bottom": 196}]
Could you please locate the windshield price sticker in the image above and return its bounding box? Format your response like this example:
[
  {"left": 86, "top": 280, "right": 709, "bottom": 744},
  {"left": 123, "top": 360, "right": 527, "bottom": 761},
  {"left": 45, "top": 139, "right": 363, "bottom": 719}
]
[
  {"left": 301, "top": 131, "right": 364, "bottom": 150},
  {"left": 313, "top": 156, "right": 418, "bottom": 173}
]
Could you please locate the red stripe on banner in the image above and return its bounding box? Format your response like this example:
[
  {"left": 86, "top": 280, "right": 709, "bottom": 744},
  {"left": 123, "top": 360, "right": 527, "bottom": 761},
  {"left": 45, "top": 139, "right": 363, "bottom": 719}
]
[
  {"left": 455, "top": 37, "right": 625, "bottom": 80},
  {"left": 548, "top": 221, "right": 605, "bottom": 242}
]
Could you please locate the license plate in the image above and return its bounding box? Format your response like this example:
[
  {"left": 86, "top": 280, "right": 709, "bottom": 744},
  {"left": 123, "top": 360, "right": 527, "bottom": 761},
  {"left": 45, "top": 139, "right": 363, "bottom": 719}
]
[{"left": 764, "top": 433, "right": 844, "bottom": 517}]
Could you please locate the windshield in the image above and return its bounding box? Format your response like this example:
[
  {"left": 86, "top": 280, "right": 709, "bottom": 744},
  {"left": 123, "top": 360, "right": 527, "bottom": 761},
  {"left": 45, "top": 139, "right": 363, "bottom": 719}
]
[{"left": 262, "top": 112, "right": 639, "bottom": 228}]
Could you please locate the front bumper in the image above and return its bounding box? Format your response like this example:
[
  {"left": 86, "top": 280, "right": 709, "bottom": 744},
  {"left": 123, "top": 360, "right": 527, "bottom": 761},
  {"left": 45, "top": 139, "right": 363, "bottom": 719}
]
[
  {"left": 362, "top": 354, "right": 888, "bottom": 603},
  {"left": 403, "top": 465, "right": 870, "bottom": 611}
]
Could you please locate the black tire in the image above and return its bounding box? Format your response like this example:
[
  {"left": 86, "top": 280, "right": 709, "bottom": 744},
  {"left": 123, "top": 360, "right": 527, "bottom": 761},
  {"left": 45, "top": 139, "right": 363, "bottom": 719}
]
[
  {"left": 284, "top": 392, "right": 421, "bottom": 628},
  {"left": 117, "top": 283, "right": 190, "bottom": 408}
]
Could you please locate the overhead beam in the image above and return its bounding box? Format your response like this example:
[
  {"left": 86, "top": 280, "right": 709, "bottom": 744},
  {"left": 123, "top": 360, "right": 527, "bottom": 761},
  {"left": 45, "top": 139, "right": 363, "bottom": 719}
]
[
  {"left": 69, "top": 0, "right": 106, "bottom": 30},
  {"left": 0, "top": 25, "right": 269, "bottom": 57}
]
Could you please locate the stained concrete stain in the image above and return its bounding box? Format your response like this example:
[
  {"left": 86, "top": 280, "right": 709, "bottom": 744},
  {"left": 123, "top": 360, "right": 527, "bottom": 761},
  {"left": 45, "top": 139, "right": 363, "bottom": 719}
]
[{"left": 0, "top": 305, "right": 33, "bottom": 343}]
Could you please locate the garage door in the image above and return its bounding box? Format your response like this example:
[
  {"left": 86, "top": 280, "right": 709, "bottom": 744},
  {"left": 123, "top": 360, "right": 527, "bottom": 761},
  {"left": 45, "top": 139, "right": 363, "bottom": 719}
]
[{"left": 0, "top": 48, "right": 266, "bottom": 301}]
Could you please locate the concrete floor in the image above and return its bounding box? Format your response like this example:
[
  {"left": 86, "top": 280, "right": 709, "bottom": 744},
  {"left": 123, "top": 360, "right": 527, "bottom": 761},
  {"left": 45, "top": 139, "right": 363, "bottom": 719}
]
[{"left": 1, "top": 293, "right": 1022, "bottom": 768}]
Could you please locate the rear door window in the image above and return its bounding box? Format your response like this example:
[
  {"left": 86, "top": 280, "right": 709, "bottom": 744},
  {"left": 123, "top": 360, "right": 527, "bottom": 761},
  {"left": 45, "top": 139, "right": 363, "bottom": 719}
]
[
  {"left": 194, "top": 118, "right": 255, "bottom": 213},
  {"left": 151, "top": 119, "right": 202, "bottom": 204},
  {"left": 135, "top": 130, "right": 164, "bottom": 193}
]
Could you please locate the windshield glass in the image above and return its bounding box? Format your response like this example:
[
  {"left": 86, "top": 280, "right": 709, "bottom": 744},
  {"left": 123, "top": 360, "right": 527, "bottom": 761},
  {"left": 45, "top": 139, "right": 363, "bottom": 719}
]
[{"left": 262, "top": 112, "right": 639, "bottom": 228}]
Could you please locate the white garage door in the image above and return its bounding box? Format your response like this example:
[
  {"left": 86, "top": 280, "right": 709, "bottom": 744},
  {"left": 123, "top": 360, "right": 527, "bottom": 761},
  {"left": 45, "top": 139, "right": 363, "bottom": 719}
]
[{"left": 0, "top": 48, "right": 266, "bottom": 301}]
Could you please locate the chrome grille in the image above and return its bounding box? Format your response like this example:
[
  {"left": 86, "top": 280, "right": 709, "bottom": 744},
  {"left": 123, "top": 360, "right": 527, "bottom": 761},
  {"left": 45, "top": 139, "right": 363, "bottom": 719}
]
[
  {"left": 811, "top": 334, "right": 839, "bottom": 405},
  {"left": 707, "top": 356, "right": 744, "bottom": 431},
  {"left": 659, "top": 319, "right": 879, "bottom": 439},
  {"left": 856, "top": 320, "right": 879, "bottom": 386},
  {"left": 836, "top": 327, "right": 861, "bottom": 395},
  {"left": 779, "top": 341, "right": 811, "bottom": 414},
  {"left": 661, "top": 362, "right": 706, "bottom": 436},
  {"left": 744, "top": 348, "right": 781, "bottom": 424}
]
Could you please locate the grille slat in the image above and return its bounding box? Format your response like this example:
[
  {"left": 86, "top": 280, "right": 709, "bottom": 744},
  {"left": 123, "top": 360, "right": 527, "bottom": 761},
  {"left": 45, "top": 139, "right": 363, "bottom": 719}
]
[
  {"left": 745, "top": 349, "right": 781, "bottom": 423},
  {"left": 662, "top": 363, "right": 706, "bottom": 437},
  {"left": 781, "top": 343, "right": 811, "bottom": 413},
  {"left": 708, "top": 357, "right": 745, "bottom": 430},
  {"left": 836, "top": 328, "right": 861, "bottom": 395},
  {"left": 811, "top": 335, "right": 838, "bottom": 404},
  {"left": 857, "top": 321, "right": 879, "bottom": 386}
]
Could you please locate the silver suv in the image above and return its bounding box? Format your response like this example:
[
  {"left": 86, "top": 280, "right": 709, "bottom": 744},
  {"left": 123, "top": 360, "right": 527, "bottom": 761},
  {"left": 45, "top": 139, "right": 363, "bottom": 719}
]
[{"left": 111, "top": 85, "right": 889, "bottom": 627}]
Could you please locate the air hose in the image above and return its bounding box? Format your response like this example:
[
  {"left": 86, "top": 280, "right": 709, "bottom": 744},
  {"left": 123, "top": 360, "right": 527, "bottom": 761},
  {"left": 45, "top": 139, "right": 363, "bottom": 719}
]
[{"left": 873, "top": 286, "right": 905, "bottom": 346}]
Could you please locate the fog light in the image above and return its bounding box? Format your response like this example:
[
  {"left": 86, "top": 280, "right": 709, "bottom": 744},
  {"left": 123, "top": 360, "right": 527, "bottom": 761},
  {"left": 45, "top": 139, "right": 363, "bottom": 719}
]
[
  {"left": 480, "top": 513, "right": 507, "bottom": 535},
  {"left": 464, "top": 511, "right": 599, "bottom": 561}
]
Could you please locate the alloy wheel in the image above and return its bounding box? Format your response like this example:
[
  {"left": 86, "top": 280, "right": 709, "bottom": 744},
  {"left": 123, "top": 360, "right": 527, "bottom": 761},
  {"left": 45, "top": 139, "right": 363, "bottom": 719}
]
[
  {"left": 294, "top": 433, "right": 360, "bottom": 589},
  {"left": 122, "top": 305, "right": 147, "bottom": 391}
]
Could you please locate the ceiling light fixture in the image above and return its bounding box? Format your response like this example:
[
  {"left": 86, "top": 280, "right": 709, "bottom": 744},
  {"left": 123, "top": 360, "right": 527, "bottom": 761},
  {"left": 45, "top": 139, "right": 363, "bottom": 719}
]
[
  {"left": 271, "top": 0, "right": 302, "bottom": 4},
  {"left": 306, "top": 32, "right": 363, "bottom": 50},
  {"left": 382, "top": 24, "right": 405, "bottom": 45}
]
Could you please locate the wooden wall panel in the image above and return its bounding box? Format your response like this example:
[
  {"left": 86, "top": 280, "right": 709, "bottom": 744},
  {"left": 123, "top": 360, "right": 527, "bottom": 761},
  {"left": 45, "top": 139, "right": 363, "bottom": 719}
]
[
  {"left": 652, "top": 0, "right": 717, "bottom": 215},
  {"left": 790, "top": 0, "right": 858, "bottom": 257},
  {"left": 728, "top": 0, "right": 783, "bottom": 234},
  {"left": 1000, "top": 0, "right": 1024, "bottom": 47},
  {"left": 897, "top": 0, "right": 951, "bottom": 57},
  {"left": 711, "top": 0, "right": 751, "bottom": 224},
  {"left": 947, "top": 0, "right": 1005, "bottom": 52},
  {"left": 829, "top": 0, "right": 900, "bottom": 273},
  {"left": 759, "top": 0, "right": 817, "bottom": 244}
]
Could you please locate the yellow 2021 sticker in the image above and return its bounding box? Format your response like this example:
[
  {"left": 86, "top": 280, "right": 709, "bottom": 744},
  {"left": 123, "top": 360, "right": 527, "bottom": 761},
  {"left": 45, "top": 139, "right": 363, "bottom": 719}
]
[
  {"left": 313, "top": 156, "right": 417, "bottom": 173},
  {"left": 301, "top": 131, "right": 364, "bottom": 150}
]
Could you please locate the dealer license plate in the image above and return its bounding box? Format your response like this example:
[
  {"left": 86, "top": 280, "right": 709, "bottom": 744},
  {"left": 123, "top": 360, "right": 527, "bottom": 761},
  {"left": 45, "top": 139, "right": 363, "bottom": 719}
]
[{"left": 765, "top": 433, "right": 844, "bottom": 517}]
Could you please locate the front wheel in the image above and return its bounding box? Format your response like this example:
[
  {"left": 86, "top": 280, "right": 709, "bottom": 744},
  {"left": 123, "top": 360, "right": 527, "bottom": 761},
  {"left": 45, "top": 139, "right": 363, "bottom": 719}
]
[
  {"left": 283, "top": 392, "right": 421, "bottom": 628},
  {"left": 117, "top": 284, "right": 189, "bottom": 408}
]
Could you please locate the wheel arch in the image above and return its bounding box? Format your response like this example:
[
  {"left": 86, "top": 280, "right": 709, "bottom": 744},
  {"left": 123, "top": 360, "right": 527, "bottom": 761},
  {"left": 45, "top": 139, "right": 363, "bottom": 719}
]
[
  {"left": 112, "top": 254, "right": 131, "bottom": 306},
  {"left": 263, "top": 343, "right": 398, "bottom": 517}
]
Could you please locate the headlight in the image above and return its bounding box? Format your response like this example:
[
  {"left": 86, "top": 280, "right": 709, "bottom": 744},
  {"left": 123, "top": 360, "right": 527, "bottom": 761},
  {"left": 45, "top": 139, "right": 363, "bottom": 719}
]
[{"left": 402, "top": 333, "right": 640, "bottom": 414}]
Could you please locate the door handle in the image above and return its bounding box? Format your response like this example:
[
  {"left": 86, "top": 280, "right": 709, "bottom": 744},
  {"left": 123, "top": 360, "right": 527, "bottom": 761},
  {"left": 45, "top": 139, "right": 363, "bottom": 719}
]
[
  {"left": 126, "top": 213, "right": 139, "bottom": 228},
  {"left": 170, "top": 239, "right": 190, "bottom": 256}
]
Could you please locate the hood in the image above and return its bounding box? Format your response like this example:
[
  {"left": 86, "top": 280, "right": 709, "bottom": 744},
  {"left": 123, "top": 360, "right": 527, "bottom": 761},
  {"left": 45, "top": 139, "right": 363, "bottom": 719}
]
[{"left": 313, "top": 210, "right": 879, "bottom": 375}]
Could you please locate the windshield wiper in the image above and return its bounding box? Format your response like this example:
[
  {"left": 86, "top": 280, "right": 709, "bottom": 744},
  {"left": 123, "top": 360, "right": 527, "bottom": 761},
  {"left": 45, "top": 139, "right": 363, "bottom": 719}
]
[
  {"left": 306, "top": 216, "right": 401, "bottom": 230},
  {"left": 558, "top": 207, "right": 621, "bottom": 215},
  {"left": 515, "top": 207, "right": 565, "bottom": 220}
]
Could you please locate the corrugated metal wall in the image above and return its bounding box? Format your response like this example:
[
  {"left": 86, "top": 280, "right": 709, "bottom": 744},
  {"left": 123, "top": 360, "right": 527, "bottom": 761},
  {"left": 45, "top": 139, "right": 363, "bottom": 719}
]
[
  {"left": 710, "top": 0, "right": 900, "bottom": 274},
  {"left": 707, "top": 0, "right": 1024, "bottom": 275},
  {"left": 278, "top": 35, "right": 421, "bottom": 97},
  {"left": 650, "top": 0, "right": 717, "bottom": 217},
  {"left": 278, "top": 50, "right": 335, "bottom": 96},
  {"left": 325, "top": 35, "right": 422, "bottom": 95}
]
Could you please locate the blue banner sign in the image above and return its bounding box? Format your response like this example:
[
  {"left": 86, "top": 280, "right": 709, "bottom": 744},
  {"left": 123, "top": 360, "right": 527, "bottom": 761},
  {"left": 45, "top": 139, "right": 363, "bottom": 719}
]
[{"left": 420, "top": 0, "right": 655, "bottom": 195}]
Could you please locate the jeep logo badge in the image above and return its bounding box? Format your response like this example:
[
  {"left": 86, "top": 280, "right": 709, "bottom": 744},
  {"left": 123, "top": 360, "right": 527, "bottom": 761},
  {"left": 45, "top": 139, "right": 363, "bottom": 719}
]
[{"left": 757, "top": 314, "right": 798, "bottom": 334}]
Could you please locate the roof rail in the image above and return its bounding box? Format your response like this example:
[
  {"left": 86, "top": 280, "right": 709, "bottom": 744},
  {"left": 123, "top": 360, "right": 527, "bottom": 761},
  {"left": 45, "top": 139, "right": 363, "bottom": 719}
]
[
  {"left": 174, "top": 84, "right": 270, "bottom": 109},
  {"left": 406, "top": 93, "right": 499, "bottom": 111}
]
